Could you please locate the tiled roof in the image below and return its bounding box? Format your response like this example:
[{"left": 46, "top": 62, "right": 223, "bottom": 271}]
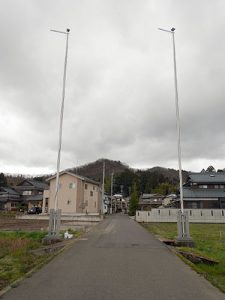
[
  {"left": 183, "top": 187, "right": 225, "bottom": 198},
  {"left": 140, "top": 194, "right": 164, "bottom": 199},
  {"left": 188, "top": 172, "right": 225, "bottom": 184},
  {"left": 26, "top": 194, "right": 43, "bottom": 201},
  {"left": 25, "top": 180, "right": 49, "bottom": 189},
  {"left": 0, "top": 187, "right": 19, "bottom": 195},
  {"left": 15, "top": 180, "right": 49, "bottom": 190},
  {"left": 46, "top": 171, "right": 100, "bottom": 185}
]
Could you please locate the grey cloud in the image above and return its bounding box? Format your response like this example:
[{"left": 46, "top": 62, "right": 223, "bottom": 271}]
[{"left": 1, "top": 0, "right": 225, "bottom": 174}]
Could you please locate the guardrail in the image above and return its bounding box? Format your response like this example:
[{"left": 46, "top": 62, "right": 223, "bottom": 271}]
[{"left": 136, "top": 209, "right": 225, "bottom": 223}]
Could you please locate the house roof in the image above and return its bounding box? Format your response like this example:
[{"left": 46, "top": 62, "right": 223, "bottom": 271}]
[
  {"left": 140, "top": 193, "right": 164, "bottom": 200},
  {"left": 0, "top": 187, "right": 19, "bottom": 195},
  {"left": 187, "top": 172, "right": 225, "bottom": 184},
  {"left": 16, "top": 179, "right": 49, "bottom": 190},
  {"left": 139, "top": 199, "right": 163, "bottom": 205},
  {"left": 46, "top": 171, "right": 100, "bottom": 186},
  {"left": 183, "top": 187, "right": 225, "bottom": 199},
  {"left": 26, "top": 194, "right": 43, "bottom": 202}
]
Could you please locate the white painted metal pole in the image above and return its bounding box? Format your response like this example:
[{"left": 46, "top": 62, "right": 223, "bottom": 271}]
[
  {"left": 171, "top": 31, "right": 184, "bottom": 214},
  {"left": 158, "top": 27, "right": 184, "bottom": 214},
  {"left": 51, "top": 28, "right": 70, "bottom": 234}
]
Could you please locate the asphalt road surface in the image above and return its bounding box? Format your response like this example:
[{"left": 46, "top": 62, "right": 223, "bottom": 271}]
[{"left": 3, "top": 214, "right": 225, "bottom": 300}]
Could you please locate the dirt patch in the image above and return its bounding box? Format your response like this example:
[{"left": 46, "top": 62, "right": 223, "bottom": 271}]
[
  {"left": 0, "top": 218, "right": 49, "bottom": 231},
  {"left": 0, "top": 215, "right": 97, "bottom": 232}
]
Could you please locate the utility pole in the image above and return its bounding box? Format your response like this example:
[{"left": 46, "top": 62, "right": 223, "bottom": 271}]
[
  {"left": 102, "top": 160, "right": 105, "bottom": 214},
  {"left": 110, "top": 172, "right": 114, "bottom": 214}
]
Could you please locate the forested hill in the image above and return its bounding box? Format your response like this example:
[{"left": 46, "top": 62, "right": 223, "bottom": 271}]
[
  {"left": 68, "top": 159, "right": 128, "bottom": 180},
  {"left": 67, "top": 159, "right": 189, "bottom": 196},
  {"left": 1, "top": 159, "right": 188, "bottom": 196},
  {"left": 68, "top": 159, "right": 188, "bottom": 182}
]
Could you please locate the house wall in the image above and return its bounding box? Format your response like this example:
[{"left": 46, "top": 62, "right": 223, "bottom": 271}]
[
  {"left": 136, "top": 209, "right": 225, "bottom": 223},
  {"left": 83, "top": 182, "right": 100, "bottom": 213},
  {"left": 4, "top": 202, "right": 11, "bottom": 210},
  {"left": 48, "top": 174, "right": 78, "bottom": 213},
  {"left": 4, "top": 201, "right": 18, "bottom": 211},
  {"left": 184, "top": 200, "right": 220, "bottom": 209},
  {"left": 47, "top": 173, "right": 100, "bottom": 214},
  {"left": 76, "top": 179, "right": 84, "bottom": 213}
]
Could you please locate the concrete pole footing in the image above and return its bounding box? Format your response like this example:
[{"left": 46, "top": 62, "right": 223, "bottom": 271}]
[{"left": 176, "top": 210, "right": 194, "bottom": 247}]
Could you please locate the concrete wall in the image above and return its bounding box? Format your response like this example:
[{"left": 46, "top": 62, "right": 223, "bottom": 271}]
[
  {"left": 136, "top": 209, "right": 225, "bottom": 223},
  {"left": 17, "top": 213, "right": 102, "bottom": 222}
]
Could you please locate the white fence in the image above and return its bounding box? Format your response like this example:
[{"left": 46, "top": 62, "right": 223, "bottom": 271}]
[{"left": 136, "top": 209, "right": 225, "bottom": 223}]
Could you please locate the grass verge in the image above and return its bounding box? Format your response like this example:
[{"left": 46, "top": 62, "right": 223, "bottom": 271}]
[
  {"left": 0, "top": 229, "right": 81, "bottom": 292},
  {"left": 142, "top": 223, "right": 225, "bottom": 293}
]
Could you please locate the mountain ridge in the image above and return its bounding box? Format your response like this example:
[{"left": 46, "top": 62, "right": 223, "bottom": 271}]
[{"left": 67, "top": 158, "right": 188, "bottom": 183}]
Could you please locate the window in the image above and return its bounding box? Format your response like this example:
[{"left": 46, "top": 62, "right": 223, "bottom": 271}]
[
  {"left": 220, "top": 185, "right": 224, "bottom": 189},
  {"left": 90, "top": 191, "right": 93, "bottom": 197},
  {"left": 85, "top": 184, "right": 88, "bottom": 190},
  {"left": 199, "top": 185, "right": 207, "bottom": 189},
  {"left": 94, "top": 201, "right": 96, "bottom": 208},
  {"left": 93, "top": 186, "right": 95, "bottom": 190},
  {"left": 69, "top": 183, "right": 76, "bottom": 189},
  {"left": 67, "top": 200, "right": 71, "bottom": 205},
  {"left": 22, "top": 191, "right": 32, "bottom": 195}
]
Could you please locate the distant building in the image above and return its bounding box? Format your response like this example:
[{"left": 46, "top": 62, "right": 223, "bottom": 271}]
[
  {"left": 178, "top": 172, "right": 225, "bottom": 209},
  {"left": 14, "top": 179, "right": 49, "bottom": 210},
  {"left": 43, "top": 171, "right": 101, "bottom": 214},
  {"left": 139, "top": 193, "right": 164, "bottom": 210},
  {"left": 102, "top": 194, "right": 110, "bottom": 214},
  {"left": 0, "top": 179, "right": 48, "bottom": 211},
  {"left": 0, "top": 187, "right": 21, "bottom": 210},
  {"left": 162, "top": 194, "right": 177, "bottom": 207}
]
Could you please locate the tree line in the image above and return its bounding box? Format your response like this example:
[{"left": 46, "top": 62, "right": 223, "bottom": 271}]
[{"left": 104, "top": 168, "right": 178, "bottom": 197}]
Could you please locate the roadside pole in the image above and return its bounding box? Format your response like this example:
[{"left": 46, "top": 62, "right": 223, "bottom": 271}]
[
  {"left": 102, "top": 161, "right": 105, "bottom": 215},
  {"left": 110, "top": 172, "right": 114, "bottom": 214}
]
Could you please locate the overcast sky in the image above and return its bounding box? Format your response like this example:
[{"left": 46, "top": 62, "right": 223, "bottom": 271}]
[{"left": 0, "top": 0, "right": 225, "bottom": 175}]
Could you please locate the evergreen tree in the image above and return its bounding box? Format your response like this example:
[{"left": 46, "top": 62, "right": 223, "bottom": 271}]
[
  {"left": 153, "top": 182, "right": 176, "bottom": 195},
  {"left": 104, "top": 176, "right": 111, "bottom": 194},
  {"left": 206, "top": 165, "right": 216, "bottom": 172},
  {"left": 0, "top": 173, "right": 7, "bottom": 187},
  {"left": 129, "top": 182, "right": 139, "bottom": 216}
]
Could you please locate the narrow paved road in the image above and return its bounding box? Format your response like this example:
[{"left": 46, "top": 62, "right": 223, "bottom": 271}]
[{"left": 3, "top": 214, "right": 225, "bottom": 300}]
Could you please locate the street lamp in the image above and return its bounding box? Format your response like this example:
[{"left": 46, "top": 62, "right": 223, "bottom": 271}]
[
  {"left": 158, "top": 27, "right": 193, "bottom": 246},
  {"left": 49, "top": 28, "right": 70, "bottom": 237}
]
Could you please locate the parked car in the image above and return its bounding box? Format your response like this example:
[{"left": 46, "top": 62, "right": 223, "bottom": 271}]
[{"left": 27, "top": 207, "right": 42, "bottom": 214}]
